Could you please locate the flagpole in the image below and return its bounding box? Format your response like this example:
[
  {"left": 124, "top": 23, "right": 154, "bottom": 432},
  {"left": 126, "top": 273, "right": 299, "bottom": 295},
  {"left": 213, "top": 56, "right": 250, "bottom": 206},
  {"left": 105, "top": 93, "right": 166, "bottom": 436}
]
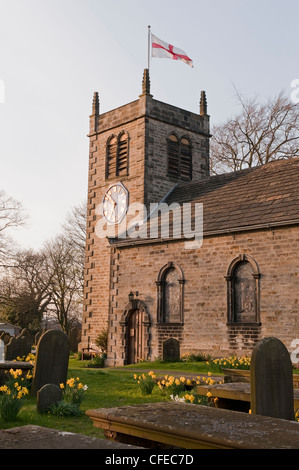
[{"left": 148, "top": 25, "right": 151, "bottom": 71}]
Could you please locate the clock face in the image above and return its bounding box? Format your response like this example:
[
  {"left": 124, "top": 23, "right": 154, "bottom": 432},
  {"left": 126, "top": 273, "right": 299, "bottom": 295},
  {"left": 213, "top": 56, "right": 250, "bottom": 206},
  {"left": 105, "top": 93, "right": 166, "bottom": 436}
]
[{"left": 102, "top": 183, "right": 129, "bottom": 224}]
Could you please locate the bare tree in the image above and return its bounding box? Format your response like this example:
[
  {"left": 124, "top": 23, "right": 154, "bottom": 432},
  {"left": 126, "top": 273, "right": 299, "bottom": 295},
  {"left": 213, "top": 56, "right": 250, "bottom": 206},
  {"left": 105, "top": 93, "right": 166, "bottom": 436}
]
[
  {"left": 62, "top": 200, "right": 87, "bottom": 253},
  {"left": 210, "top": 90, "right": 299, "bottom": 174},
  {"left": 0, "top": 198, "right": 86, "bottom": 333},
  {"left": 62, "top": 200, "right": 86, "bottom": 292},
  {"left": 44, "top": 235, "right": 83, "bottom": 334},
  {"left": 0, "top": 249, "right": 51, "bottom": 333},
  {"left": 0, "top": 190, "right": 27, "bottom": 266}
]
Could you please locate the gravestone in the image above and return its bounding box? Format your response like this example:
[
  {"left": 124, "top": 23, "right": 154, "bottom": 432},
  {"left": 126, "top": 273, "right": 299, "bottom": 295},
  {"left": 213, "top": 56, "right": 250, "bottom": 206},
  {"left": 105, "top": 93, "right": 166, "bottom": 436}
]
[
  {"left": 0, "top": 332, "right": 11, "bottom": 345},
  {"left": 36, "top": 384, "right": 63, "bottom": 414},
  {"left": 5, "top": 328, "right": 33, "bottom": 360},
  {"left": 35, "top": 329, "right": 47, "bottom": 346},
  {"left": 69, "top": 326, "right": 81, "bottom": 352},
  {"left": 31, "top": 330, "right": 70, "bottom": 397},
  {"left": 250, "top": 337, "right": 294, "bottom": 420},
  {"left": 0, "top": 339, "right": 4, "bottom": 363},
  {"left": 35, "top": 331, "right": 42, "bottom": 346},
  {"left": 19, "top": 328, "right": 34, "bottom": 350},
  {"left": 162, "top": 338, "right": 180, "bottom": 362}
]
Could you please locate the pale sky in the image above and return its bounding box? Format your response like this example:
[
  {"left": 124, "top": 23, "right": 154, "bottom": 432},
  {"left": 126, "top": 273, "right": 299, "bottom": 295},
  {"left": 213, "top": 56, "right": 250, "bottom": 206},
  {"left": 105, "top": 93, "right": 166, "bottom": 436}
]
[{"left": 0, "top": 0, "right": 298, "bottom": 249}]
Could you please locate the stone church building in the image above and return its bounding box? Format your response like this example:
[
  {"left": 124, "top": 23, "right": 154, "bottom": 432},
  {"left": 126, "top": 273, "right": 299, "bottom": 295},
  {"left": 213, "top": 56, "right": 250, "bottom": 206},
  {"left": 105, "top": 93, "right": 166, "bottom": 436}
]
[{"left": 80, "top": 70, "right": 299, "bottom": 366}]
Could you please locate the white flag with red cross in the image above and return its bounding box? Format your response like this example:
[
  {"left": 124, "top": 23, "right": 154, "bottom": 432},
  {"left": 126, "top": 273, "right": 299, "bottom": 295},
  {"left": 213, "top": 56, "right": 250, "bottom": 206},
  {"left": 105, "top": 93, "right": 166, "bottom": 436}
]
[{"left": 151, "top": 33, "right": 193, "bottom": 67}]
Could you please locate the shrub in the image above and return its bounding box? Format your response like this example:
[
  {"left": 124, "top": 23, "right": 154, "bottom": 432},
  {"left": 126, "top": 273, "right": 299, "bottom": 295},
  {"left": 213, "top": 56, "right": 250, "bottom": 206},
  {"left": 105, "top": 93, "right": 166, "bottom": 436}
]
[
  {"left": 170, "top": 391, "right": 217, "bottom": 407},
  {"left": 95, "top": 329, "right": 108, "bottom": 354},
  {"left": 15, "top": 353, "right": 36, "bottom": 365},
  {"left": 0, "top": 369, "right": 30, "bottom": 422},
  {"left": 157, "top": 375, "right": 196, "bottom": 395},
  {"left": 85, "top": 354, "right": 105, "bottom": 368},
  {"left": 134, "top": 371, "right": 156, "bottom": 395},
  {"left": 46, "top": 376, "right": 88, "bottom": 418},
  {"left": 181, "top": 351, "right": 212, "bottom": 362},
  {"left": 210, "top": 356, "right": 251, "bottom": 372},
  {"left": 48, "top": 401, "right": 83, "bottom": 417},
  {"left": 60, "top": 377, "right": 88, "bottom": 406}
]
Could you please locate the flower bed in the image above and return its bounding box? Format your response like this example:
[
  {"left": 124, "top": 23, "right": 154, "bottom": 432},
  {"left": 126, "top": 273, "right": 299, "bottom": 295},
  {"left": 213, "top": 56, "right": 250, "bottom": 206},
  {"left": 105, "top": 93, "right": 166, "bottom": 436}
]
[{"left": 0, "top": 369, "right": 30, "bottom": 422}]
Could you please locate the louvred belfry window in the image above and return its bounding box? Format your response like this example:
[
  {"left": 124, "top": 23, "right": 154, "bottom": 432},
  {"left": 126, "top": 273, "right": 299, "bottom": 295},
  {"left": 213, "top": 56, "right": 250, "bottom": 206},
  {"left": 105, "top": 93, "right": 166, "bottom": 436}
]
[
  {"left": 180, "top": 137, "right": 192, "bottom": 180},
  {"left": 106, "top": 132, "right": 129, "bottom": 179},
  {"left": 167, "top": 134, "right": 192, "bottom": 180},
  {"left": 167, "top": 134, "right": 180, "bottom": 177},
  {"left": 117, "top": 133, "right": 129, "bottom": 176},
  {"left": 107, "top": 136, "right": 117, "bottom": 178}
]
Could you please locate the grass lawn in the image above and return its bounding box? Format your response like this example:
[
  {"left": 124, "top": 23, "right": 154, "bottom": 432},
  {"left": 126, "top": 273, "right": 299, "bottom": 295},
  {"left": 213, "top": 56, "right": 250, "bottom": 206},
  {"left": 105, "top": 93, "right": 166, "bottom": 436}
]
[
  {"left": 0, "top": 356, "right": 297, "bottom": 437},
  {"left": 0, "top": 357, "right": 209, "bottom": 438},
  {"left": 117, "top": 360, "right": 213, "bottom": 372}
]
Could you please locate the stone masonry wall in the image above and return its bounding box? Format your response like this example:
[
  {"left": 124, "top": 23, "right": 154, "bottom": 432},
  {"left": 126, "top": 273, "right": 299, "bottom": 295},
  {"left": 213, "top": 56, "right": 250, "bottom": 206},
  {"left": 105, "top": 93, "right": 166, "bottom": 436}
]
[
  {"left": 82, "top": 99, "right": 147, "bottom": 349},
  {"left": 144, "top": 112, "right": 210, "bottom": 207},
  {"left": 108, "top": 225, "right": 299, "bottom": 365},
  {"left": 81, "top": 91, "right": 210, "bottom": 351}
]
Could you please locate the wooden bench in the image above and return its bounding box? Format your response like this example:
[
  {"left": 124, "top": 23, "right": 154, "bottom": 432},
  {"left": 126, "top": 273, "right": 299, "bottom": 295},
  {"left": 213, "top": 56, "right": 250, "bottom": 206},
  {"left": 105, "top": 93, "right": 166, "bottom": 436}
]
[
  {"left": 196, "top": 382, "right": 299, "bottom": 413},
  {"left": 86, "top": 402, "right": 299, "bottom": 449},
  {"left": 81, "top": 346, "right": 100, "bottom": 360}
]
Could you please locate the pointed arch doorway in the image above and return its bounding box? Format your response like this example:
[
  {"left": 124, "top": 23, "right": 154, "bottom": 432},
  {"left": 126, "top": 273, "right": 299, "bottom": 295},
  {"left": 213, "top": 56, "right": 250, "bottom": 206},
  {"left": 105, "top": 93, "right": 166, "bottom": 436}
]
[{"left": 120, "top": 300, "right": 151, "bottom": 365}]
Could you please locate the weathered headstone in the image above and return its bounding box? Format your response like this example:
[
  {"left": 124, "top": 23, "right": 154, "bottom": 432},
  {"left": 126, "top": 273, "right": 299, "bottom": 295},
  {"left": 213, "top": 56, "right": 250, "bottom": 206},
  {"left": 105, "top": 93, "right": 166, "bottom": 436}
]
[
  {"left": 36, "top": 384, "right": 63, "bottom": 414},
  {"left": 31, "top": 329, "right": 70, "bottom": 397},
  {"left": 5, "top": 328, "right": 33, "bottom": 360},
  {"left": 251, "top": 337, "right": 294, "bottom": 420},
  {"left": 19, "top": 328, "right": 34, "bottom": 352},
  {"left": 163, "top": 338, "right": 180, "bottom": 361},
  {"left": 0, "top": 339, "right": 4, "bottom": 363},
  {"left": 35, "top": 329, "right": 47, "bottom": 346}
]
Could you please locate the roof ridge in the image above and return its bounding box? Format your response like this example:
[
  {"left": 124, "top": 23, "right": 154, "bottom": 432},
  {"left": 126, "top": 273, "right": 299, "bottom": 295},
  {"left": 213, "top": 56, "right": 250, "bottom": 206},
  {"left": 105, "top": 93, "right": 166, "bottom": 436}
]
[{"left": 173, "top": 156, "right": 299, "bottom": 191}]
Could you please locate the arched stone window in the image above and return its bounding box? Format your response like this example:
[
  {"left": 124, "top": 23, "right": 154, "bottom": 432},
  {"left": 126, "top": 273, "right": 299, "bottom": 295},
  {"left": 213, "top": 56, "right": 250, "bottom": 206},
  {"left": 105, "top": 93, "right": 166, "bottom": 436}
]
[
  {"left": 106, "top": 131, "right": 129, "bottom": 178},
  {"left": 167, "top": 134, "right": 192, "bottom": 180},
  {"left": 156, "top": 262, "right": 185, "bottom": 324},
  {"left": 225, "top": 254, "right": 261, "bottom": 325}
]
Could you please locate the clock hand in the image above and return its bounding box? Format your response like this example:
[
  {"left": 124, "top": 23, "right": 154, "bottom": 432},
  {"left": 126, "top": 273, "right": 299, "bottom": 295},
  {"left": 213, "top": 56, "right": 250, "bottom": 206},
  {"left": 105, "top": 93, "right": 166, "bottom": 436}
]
[{"left": 106, "top": 193, "right": 116, "bottom": 207}]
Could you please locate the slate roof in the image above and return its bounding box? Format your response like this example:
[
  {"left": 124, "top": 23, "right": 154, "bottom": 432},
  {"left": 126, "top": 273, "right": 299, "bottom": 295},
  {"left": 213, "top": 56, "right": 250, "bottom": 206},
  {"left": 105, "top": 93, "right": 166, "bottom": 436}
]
[
  {"left": 110, "top": 157, "right": 299, "bottom": 247},
  {"left": 165, "top": 157, "right": 299, "bottom": 235}
]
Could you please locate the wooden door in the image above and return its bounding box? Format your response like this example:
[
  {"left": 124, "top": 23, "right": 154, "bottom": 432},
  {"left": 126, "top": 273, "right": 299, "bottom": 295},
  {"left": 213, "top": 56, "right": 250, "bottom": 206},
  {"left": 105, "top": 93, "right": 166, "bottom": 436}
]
[{"left": 127, "top": 309, "right": 144, "bottom": 364}]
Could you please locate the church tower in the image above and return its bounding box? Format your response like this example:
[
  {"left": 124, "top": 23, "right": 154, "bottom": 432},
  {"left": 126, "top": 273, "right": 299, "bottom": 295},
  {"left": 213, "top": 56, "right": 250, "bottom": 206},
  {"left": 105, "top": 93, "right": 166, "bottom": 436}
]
[{"left": 80, "top": 70, "right": 210, "bottom": 355}]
